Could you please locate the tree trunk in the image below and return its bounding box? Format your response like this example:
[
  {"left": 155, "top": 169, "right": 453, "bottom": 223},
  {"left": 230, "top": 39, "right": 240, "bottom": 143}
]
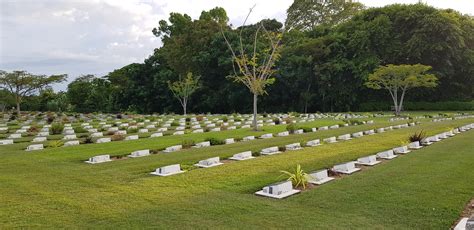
[
  {"left": 16, "top": 96, "right": 21, "bottom": 115},
  {"left": 182, "top": 98, "right": 187, "bottom": 116},
  {"left": 398, "top": 88, "right": 407, "bottom": 116},
  {"left": 252, "top": 93, "right": 258, "bottom": 131}
]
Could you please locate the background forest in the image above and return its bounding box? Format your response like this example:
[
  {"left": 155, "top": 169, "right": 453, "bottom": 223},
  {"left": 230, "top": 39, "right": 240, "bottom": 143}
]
[{"left": 2, "top": 2, "right": 473, "bottom": 113}]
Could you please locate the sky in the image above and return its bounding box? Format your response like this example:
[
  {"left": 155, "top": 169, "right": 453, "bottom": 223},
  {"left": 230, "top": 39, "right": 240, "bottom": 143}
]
[{"left": 1, "top": 0, "right": 473, "bottom": 91}]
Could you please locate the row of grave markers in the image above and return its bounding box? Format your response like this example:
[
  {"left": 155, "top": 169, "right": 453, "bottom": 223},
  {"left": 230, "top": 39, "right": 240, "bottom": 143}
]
[
  {"left": 82, "top": 121, "right": 377, "bottom": 162},
  {"left": 255, "top": 123, "right": 474, "bottom": 199},
  {"left": 83, "top": 121, "right": 474, "bottom": 199},
  {"left": 2, "top": 115, "right": 342, "bottom": 148}
]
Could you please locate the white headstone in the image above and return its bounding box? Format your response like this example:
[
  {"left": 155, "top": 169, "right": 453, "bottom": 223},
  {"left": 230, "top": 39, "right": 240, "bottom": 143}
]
[
  {"left": 150, "top": 164, "right": 184, "bottom": 176},
  {"left": 195, "top": 157, "right": 223, "bottom": 168},
  {"left": 129, "top": 149, "right": 150, "bottom": 158},
  {"left": 332, "top": 162, "right": 360, "bottom": 174},
  {"left": 64, "top": 140, "right": 80, "bottom": 147},
  {"left": 308, "top": 169, "right": 334, "bottom": 185},
  {"left": 260, "top": 146, "right": 280, "bottom": 155},
  {"left": 255, "top": 181, "right": 300, "bottom": 199},
  {"left": 357, "top": 155, "right": 380, "bottom": 166},
  {"left": 163, "top": 145, "right": 182, "bottom": 153},
  {"left": 26, "top": 144, "right": 43, "bottom": 151},
  {"left": 377, "top": 150, "right": 397, "bottom": 159},
  {"left": 229, "top": 151, "right": 254, "bottom": 161},
  {"left": 85, "top": 154, "right": 111, "bottom": 164}
]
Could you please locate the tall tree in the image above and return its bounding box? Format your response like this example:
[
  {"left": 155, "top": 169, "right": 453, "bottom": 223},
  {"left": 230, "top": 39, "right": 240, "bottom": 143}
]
[
  {"left": 286, "top": 0, "right": 364, "bottom": 30},
  {"left": 221, "top": 7, "right": 283, "bottom": 130},
  {"left": 0, "top": 70, "right": 66, "bottom": 114},
  {"left": 168, "top": 72, "right": 200, "bottom": 115},
  {"left": 365, "top": 64, "right": 438, "bottom": 115}
]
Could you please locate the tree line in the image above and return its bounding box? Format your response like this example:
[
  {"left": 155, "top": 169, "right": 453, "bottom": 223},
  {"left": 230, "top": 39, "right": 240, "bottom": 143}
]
[{"left": 1, "top": 2, "right": 473, "bottom": 114}]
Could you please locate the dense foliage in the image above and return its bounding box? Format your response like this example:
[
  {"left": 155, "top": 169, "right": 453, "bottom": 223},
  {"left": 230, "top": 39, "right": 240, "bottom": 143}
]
[{"left": 2, "top": 3, "right": 473, "bottom": 113}]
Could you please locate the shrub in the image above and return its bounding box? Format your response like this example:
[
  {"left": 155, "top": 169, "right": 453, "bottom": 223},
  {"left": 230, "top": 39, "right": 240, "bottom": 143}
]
[
  {"left": 251, "top": 151, "right": 261, "bottom": 157},
  {"left": 185, "top": 117, "right": 191, "bottom": 122},
  {"left": 74, "top": 126, "right": 87, "bottom": 133},
  {"left": 128, "top": 128, "right": 138, "bottom": 133},
  {"left": 50, "top": 123, "right": 64, "bottom": 135},
  {"left": 280, "top": 164, "right": 309, "bottom": 189},
  {"left": 111, "top": 134, "right": 125, "bottom": 141},
  {"left": 116, "top": 114, "right": 122, "bottom": 119},
  {"left": 286, "top": 123, "right": 298, "bottom": 134},
  {"left": 78, "top": 133, "right": 89, "bottom": 138},
  {"left": 273, "top": 118, "right": 280, "bottom": 125},
  {"left": 205, "top": 137, "right": 225, "bottom": 146},
  {"left": 47, "top": 116, "right": 55, "bottom": 124},
  {"left": 235, "top": 137, "right": 243, "bottom": 142},
  {"left": 301, "top": 127, "right": 312, "bottom": 133},
  {"left": 343, "top": 119, "right": 362, "bottom": 125},
  {"left": 170, "top": 122, "right": 179, "bottom": 127},
  {"left": 27, "top": 126, "right": 39, "bottom": 133},
  {"left": 234, "top": 118, "right": 242, "bottom": 122},
  {"left": 182, "top": 139, "right": 195, "bottom": 148},
  {"left": 47, "top": 140, "right": 63, "bottom": 148},
  {"left": 83, "top": 136, "right": 94, "bottom": 144},
  {"left": 222, "top": 116, "right": 228, "bottom": 122},
  {"left": 408, "top": 130, "right": 426, "bottom": 142},
  {"left": 196, "top": 115, "right": 204, "bottom": 121}
]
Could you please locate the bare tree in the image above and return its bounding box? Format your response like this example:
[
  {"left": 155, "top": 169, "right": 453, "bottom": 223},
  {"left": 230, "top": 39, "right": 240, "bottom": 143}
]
[{"left": 220, "top": 5, "right": 284, "bottom": 131}]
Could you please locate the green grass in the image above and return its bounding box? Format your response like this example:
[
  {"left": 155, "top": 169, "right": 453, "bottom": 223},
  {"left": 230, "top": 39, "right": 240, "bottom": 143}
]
[{"left": 0, "top": 118, "right": 473, "bottom": 228}]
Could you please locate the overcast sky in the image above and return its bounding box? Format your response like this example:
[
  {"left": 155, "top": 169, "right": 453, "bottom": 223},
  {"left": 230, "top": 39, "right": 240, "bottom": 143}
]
[{"left": 1, "top": 0, "right": 473, "bottom": 90}]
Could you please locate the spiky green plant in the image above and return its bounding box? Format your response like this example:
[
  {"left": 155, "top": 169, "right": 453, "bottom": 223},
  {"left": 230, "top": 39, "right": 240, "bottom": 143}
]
[
  {"left": 408, "top": 130, "right": 426, "bottom": 142},
  {"left": 280, "top": 164, "right": 310, "bottom": 189},
  {"left": 47, "top": 140, "right": 63, "bottom": 148}
]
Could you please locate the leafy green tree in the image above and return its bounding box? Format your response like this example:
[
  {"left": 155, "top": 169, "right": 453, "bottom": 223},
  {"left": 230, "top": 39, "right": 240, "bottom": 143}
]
[
  {"left": 365, "top": 64, "right": 438, "bottom": 115},
  {"left": 286, "top": 0, "right": 364, "bottom": 30},
  {"left": 0, "top": 70, "right": 66, "bottom": 114},
  {"left": 168, "top": 72, "right": 200, "bottom": 115}
]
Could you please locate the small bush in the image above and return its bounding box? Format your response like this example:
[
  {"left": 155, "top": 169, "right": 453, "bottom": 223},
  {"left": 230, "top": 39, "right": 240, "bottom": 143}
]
[
  {"left": 185, "top": 117, "right": 191, "bottom": 122},
  {"left": 128, "top": 128, "right": 138, "bottom": 133},
  {"left": 222, "top": 116, "right": 228, "bottom": 122},
  {"left": 74, "top": 126, "right": 87, "bottom": 133},
  {"left": 280, "top": 164, "right": 309, "bottom": 189},
  {"left": 111, "top": 134, "right": 125, "bottom": 141},
  {"left": 47, "top": 140, "right": 64, "bottom": 148},
  {"left": 408, "top": 130, "right": 426, "bottom": 142},
  {"left": 50, "top": 123, "right": 64, "bottom": 135},
  {"left": 170, "top": 122, "right": 179, "bottom": 127},
  {"left": 234, "top": 118, "right": 242, "bottom": 122},
  {"left": 27, "top": 126, "right": 39, "bottom": 133},
  {"left": 47, "top": 116, "right": 55, "bottom": 124},
  {"left": 301, "top": 127, "right": 312, "bottom": 133},
  {"left": 343, "top": 119, "right": 362, "bottom": 125},
  {"left": 83, "top": 136, "right": 94, "bottom": 144},
  {"left": 182, "top": 139, "right": 195, "bottom": 148},
  {"left": 273, "top": 118, "right": 281, "bottom": 125},
  {"left": 251, "top": 151, "right": 261, "bottom": 157},
  {"left": 235, "top": 137, "right": 243, "bottom": 142},
  {"left": 286, "top": 123, "right": 298, "bottom": 134},
  {"left": 116, "top": 114, "right": 122, "bottom": 119},
  {"left": 196, "top": 115, "right": 204, "bottom": 121},
  {"left": 205, "top": 137, "right": 225, "bottom": 146}
]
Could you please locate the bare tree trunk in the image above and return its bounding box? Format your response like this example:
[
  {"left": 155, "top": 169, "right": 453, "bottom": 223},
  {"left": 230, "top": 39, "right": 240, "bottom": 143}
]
[
  {"left": 16, "top": 96, "right": 21, "bottom": 115},
  {"left": 253, "top": 93, "right": 258, "bottom": 131},
  {"left": 398, "top": 88, "right": 407, "bottom": 116}
]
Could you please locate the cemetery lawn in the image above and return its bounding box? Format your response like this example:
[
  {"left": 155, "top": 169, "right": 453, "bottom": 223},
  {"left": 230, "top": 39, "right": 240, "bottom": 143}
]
[{"left": 0, "top": 119, "right": 473, "bottom": 228}]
